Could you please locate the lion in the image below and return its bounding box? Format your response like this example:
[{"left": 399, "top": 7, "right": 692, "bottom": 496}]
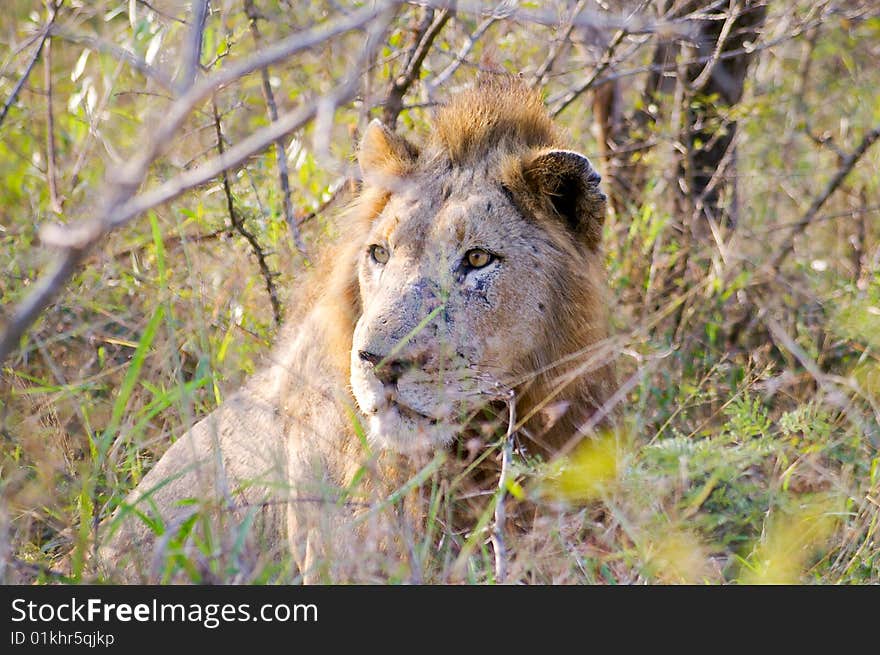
[{"left": 99, "top": 77, "right": 616, "bottom": 583}]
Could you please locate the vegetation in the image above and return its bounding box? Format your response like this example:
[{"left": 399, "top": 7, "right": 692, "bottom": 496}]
[{"left": 1, "top": 0, "right": 878, "bottom": 584}]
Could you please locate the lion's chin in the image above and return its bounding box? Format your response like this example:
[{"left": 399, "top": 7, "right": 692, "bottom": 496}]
[{"left": 366, "top": 402, "right": 456, "bottom": 456}]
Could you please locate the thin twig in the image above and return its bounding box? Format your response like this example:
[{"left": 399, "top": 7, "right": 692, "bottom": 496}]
[
  {"left": 0, "top": 2, "right": 61, "bottom": 129},
  {"left": 426, "top": 13, "right": 496, "bottom": 98},
  {"left": 569, "top": 362, "right": 653, "bottom": 451},
  {"left": 795, "top": 26, "right": 820, "bottom": 104},
  {"left": 769, "top": 124, "right": 880, "bottom": 272},
  {"left": 42, "top": 14, "right": 61, "bottom": 213},
  {"left": 761, "top": 311, "right": 869, "bottom": 436},
  {"left": 211, "top": 100, "right": 283, "bottom": 324},
  {"left": 244, "top": 0, "right": 306, "bottom": 254},
  {"left": 137, "top": 0, "right": 187, "bottom": 24},
  {"left": 804, "top": 129, "right": 847, "bottom": 162},
  {"left": 531, "top": 0, "right": 588, "bottom": 88},
  {"left": 693, "top": 127, "right": 740, "bottom": 218},
  {"left": 551, "top": 26, "right": 628, "bottom": 118},
  {"left": 491, "top": 390, "right": 516, "bottom": 584},
  {"left": 47, "top": 79, "right": 366, "bottom": 246},
  {"left": 756, "top": 204, "right": 880, "bottom": 234},
  {"left": 297, "top": 178, "right": 353, "bottom": 227},
  {"left": 69, "top": 59, "right": 127, "bottom": 196},
  {"left": 383, "top": 6, "right": 451, "bottom": 127},
  {"left": 99, "top": 0, "right": 397, "bottom": 206},
  {"left": 555, "top": 7, "right": 855, "bottom": 102}
]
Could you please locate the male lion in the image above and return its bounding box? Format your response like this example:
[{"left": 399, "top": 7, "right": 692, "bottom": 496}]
[{"left": 100, "top": 77, "right": 616, "bottom": 582}]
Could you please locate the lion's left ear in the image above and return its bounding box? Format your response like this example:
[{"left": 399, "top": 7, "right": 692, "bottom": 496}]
[
  {"left": 358, "top": 118, "right": 419, "bottom": 189},
  {"left": 521, "top": 149, "right": 606, "bottom": 248}
]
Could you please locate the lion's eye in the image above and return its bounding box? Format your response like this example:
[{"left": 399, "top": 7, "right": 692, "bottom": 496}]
[
  {"left": 369, "top": 244, "right": 390, "bottom": 265},
  {"left": 464, "top": 248, "right": 494, "bottom": 269}
]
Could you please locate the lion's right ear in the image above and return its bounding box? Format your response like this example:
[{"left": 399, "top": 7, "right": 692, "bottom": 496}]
[{"left": 358, "top": 119, "right": 419, "bottom": 189}]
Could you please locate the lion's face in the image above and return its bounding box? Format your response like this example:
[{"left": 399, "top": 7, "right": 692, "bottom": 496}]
[
  {"left": 352, "top": 176, "right": 543, "bottom": 453},
  {"left": 350, "top": 118, "right": 606, "bottom": 455}
]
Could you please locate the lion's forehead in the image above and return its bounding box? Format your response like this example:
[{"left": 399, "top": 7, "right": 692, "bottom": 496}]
[{"left": 376, "top": 180, "right": 519, "bottom": 254}]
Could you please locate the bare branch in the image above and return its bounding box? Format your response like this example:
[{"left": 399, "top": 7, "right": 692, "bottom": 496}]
[
  {"left": 564, "top": 7, "right": 857, "bottom": 97},
  {"left": 804, "top": 128, "right": 847, "bottom": 162},
  {"left": 2, "top": 87, "right": 310, "bottom": 359},
  {"left": 531, "top": 0, "right": 588, "bottom": 88},
  {"left": 44, "top": 82, "right": 358, "bottom": 248},
  {"left": 550, "top": 0, "right": 656, "bottom": 117},
  {"left": 107, "top": 0, "right": 398, "bottom": 201},
  {"left": 68, "top": 59, "right": 128, "bottom": 197},
  {"left": 211, "top": 100, "right": 283, "bottom": 324},
  {"left": 426, "top": 13, "right": 497, "bottom": 98},
  {"left": 42, "top": 17, "right": 61, "bottom": 214},
  {"left": 0, "top": 3, "right": 398, "bottom": 365},
  {"left": 0, "top": 3, "right": 61, "bottom": 129},
  {"left": 411, "top": 0, "right": 693, "bottom": 34},
  {"left": 178, "top": 0, "right": 210, "bottom": 92},
  {"left": 552, "top": 27, "right": 627, "bottom": 118},
  {"left": 0, "top": 251, "right": 87, "bottom": 365},
  {"left": 686, "top": 0, "right": 743, "bottom": 92},
  {"left": 103, "top": 228, "right": 228, "bottom": 263},
  {"left": 383, "top": 6, "right": 451, "bottom": 127},
  {"left": 770, "top": 124, "right": 880, "bottom": 272},
  {"left": 244, "top": 0, "right": 306, "bottom": 254}
]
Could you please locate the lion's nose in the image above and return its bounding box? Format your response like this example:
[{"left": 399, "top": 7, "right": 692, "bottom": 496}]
[
  {"left": 358, "top": 350, "right": 410, "bottom": 386},
  {"left": 358, "top": 350, "right": 382, "bottom": 367}
]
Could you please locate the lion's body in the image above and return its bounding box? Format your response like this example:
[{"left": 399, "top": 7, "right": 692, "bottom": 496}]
[{"left": 101, "top": 78, "right": 616, "bottom": 582}]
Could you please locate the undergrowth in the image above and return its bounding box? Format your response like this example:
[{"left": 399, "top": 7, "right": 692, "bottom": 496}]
[{"left": 1, "top": 1, "right": 878, "bottom": 584}]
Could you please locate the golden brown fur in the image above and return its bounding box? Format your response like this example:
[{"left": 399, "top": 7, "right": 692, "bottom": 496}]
[{"left": 100, "top": 77, "right": 616, "bottom": 583}]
